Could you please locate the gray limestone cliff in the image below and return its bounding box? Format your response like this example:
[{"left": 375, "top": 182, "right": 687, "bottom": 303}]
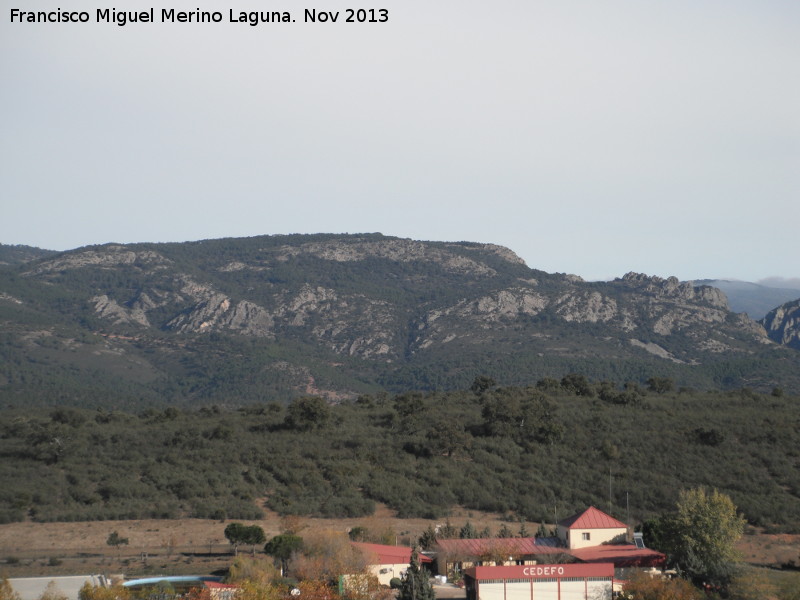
[{"left": 761, "top": 299, "right": 800, "bottom": 350}]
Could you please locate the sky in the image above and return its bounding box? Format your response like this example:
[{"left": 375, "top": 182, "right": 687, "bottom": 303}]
[{"left": 1, "top": 0, "right": 798, "bottom": 282}]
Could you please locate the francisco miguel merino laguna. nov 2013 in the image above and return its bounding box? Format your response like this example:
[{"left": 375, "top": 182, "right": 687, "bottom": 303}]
[{"left": 9, "top": 7, "right": 390, "bottom": 26}]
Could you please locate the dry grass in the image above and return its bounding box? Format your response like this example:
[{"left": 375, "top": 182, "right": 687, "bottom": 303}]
[
  {"left": 1, "top": 506, "right": 797, "bottom": 578},
  {"left": 0, "top": 505, "right": 517, "bottom": 577}
]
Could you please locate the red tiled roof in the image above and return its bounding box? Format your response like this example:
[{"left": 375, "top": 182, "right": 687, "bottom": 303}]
[
  {"left": 435, "top": 537, "right": 564, "bottom": 557},
  {"left": 204, "top": 582, "right": 239, "bottom": 590},
  {"left": 569, "top": 544, "right": 666, "bottom": 568},
  {"left": 352, "top": 542, "right": 432, "bottom": 564},
  {"left": 558, "top": 506, "right": 627, "bottom": 530}
]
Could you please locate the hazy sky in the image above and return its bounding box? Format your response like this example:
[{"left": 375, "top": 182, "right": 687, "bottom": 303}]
[{"left": 1, "top": 0, "right": 798, "bottom": 281}]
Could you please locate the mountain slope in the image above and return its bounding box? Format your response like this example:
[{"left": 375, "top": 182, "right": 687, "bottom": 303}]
[
  {"left": 762, "top": 299, "right": 800, "bottom": 350},
  {"left": 1, "top": 234, "right": 798, "bottom": 408},
  {"left": 694, "top": 278, "right": 800, "bottom": 320},
  {"left": 0, "top": 243, "right": 57, "bottom": 266}
]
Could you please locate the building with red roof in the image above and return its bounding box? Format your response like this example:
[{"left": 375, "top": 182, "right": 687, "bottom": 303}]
[
  {"left": 557, "top": 506, "right": 628, "bottom": 549},
  {"left": 569, "top": 543, "right": 666, "bottom": 568},
  {"left": 351, "top": 542, "right": 431, "bottom": 586},
  {"left": 434, "top": 537, "right": 567, "bottom": 577},
  {"left": 432, "top": 507, "right": 665, "bottom": 583}
]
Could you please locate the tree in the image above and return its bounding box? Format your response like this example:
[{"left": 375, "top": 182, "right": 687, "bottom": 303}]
[
  {"left": 290, "top": 530, "right": 367, "bottom": 584},
  {"left": 560, "top": 373, "right": 595, "bottom": 397},
  {"left": 227, "top": 555, "right": 280, "bottom": 586},
  {"left": 647, "top": 377, "right": 674, "bottom": 394},
  {"left": 1, "top": 577, "right": 21, "bottom": 600},
  {"left": 225, "top": 523, "right": 247, "bottom": 555},
  {"left": 459, "top": 521, "right": 477, "bottom": 539},
  {"left": 657, "top": 488, "right": 745, "bottom": 588},
  {"left": 343, "top": 573, "right": 394, "bottom": 600},
  {"left": 517, "top": 519, "right": 529, "bottom": 538},
  {"left": 398, "top": 547, "right": 435, "bottom": 600},
  {"left": 106, "top": 531, "right": 129, "bottom": 558},
  {"left": 348, "top": 526, "right": 369, "bottom": 542},
  {"left": 425, "top": 419, "right": 470, "bottom": 457},
  {"left": 618, "top": 572, "right": 702, "bottom": 600},
  {"left": 284, "top": 396, "right": 331, "bottom": 431},
  {"left": 497, "top": 524, "right": 513, "bottom": 538},
  {"left": 243, "top": 525, "right": 266, "bottom": 555},
  {"left": 36, "top": 582, "right": 68, "bottom": 600},
  {"left": 78, "top": 582, "right": 130, "bottom": 600},
  {"left": 437, "top": 520, "right": 458, "bottom": 539},
  {"left": 264, "top": 534, "right": 304, "bottom": 575},
  {"left": 225, "top": 523, "right": 266, "bottom": 556},
  {"left": 418, "top": 525, "right": 437, "bottom": 550},
  {"left": 535, "top": 523, "right": 553, "bottom": 539},
  {"left": 235, "top": 579, "right": 282, "bottom": 600},
  {"left": 470, "top": 376, "right": 496, "bottom": 395}
]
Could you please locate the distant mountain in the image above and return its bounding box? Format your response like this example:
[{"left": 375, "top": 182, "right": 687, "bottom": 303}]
[
  {"left": 0, "top": 243, "right": 57, "bottom": 266},
  {"left": 1, "top": 234, "right": 798, "bottom": 409},
  {"left": 693, "top": 279, "right": 800, "bottom": 320}
]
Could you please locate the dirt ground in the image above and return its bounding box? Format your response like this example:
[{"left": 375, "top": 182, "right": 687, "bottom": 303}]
[
  {"left": 0, "top": 505, "right": 514, "bottom": 577},
  {"left": 1, "top": 505, "right": 798, "bottom": 578}
]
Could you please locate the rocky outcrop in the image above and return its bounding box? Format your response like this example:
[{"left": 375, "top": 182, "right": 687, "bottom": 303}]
[
  {"left": 167, "top": 293, "right": 275, "bottom": 337},
  {"left": 272, "top": 238, "right": 499, "bottom": 276},
  {"left": 0, "top": 292, "right": 23, "bottom": 305},
  {"left": 26, "top": 246, "right": 171, "bottom": 276},
  {"left": 91, "top": 295, "right": 151, "bottom": 327},
  {"left": 618, "top": 272, "right": 729, "bottom": 309},
  {"left": 410, "top": 287, "right": 548, "bottom": 350},
  {"left": 553, "top": 291, "right": 617, "bottom": 323},
  {"left": 629, "top": 339, "right": 685, "bottom": 363},
  {"left": 761, "top": 300, "right": 800, "bottom": 349}
]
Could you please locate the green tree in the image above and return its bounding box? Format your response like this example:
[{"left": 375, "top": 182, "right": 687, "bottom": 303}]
[
  {"left": 517, "top": 519, "right": 529, "bottom": 538},
  {"left": 398, "top": 547, "right": 435, "bottom": 600},
  {"left": 459, "top": 521, "right": 477, "bottom": 539},
  {"left": 647, "top": 377, "right": 674, "bottom": 394},
  {"left": 425, "top": 420, "right": 470, "bottom": 457},
  {"left": 535, "top": 523, "right": 553, "bottom": 538},
  {"left": 497, "top": 524, "right": 513, "bottom": 538},
  {"left": 418, "top": 525, "right": 437, "bottom": 550},
  {"left": 225, "top": 523, "right": 247, "bottom": 555},
  {"left": 437, "top": 520, "right": 458, "bottom": 539},
  {"left": 348, "top": 526, "right": 369, "bottom": 542},
  {"left": 560, "top": 374, "right": 595, "bottom": 397},
  {"left": 658, "top": 488, "right": 746, "bottom": 588},
  {"left": 106, "top": 531, "right": 129, "bottom": 558},
  {"left": 264, "top": 534, "right": 304, "bottom": 575},
  {"left": 470, "top": 376, "right": 496, "bottom": 395},
  {"left": 243, "top": 525, "right": 266, "bottom": 555},
  {"left": 224, "top": 524, "right": 265, "bottom": 556},
  {"left": 284, "top": 396, "right": 331, "bottom": 431}
]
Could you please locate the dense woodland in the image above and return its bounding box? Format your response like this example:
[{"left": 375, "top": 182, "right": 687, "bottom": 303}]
[{"left": 1, "top": 377, "right": 798, "bottom": 533}]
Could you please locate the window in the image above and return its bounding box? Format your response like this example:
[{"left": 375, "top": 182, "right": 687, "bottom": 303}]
[{"left": 582, "top": 532, "right": 591, "bottom": 541}]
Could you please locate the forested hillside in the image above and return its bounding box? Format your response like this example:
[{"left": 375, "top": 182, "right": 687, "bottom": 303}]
[
  {"left": 2, "top": 234, "right": 800, "bottom": 408},
  {"left": 1, "top": 380, "right": 798, "bottom": 533}
]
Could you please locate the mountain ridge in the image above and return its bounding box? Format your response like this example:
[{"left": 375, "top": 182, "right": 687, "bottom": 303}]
[{"left": 1, "top": 234, "right": 798, "bottom": 407}]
